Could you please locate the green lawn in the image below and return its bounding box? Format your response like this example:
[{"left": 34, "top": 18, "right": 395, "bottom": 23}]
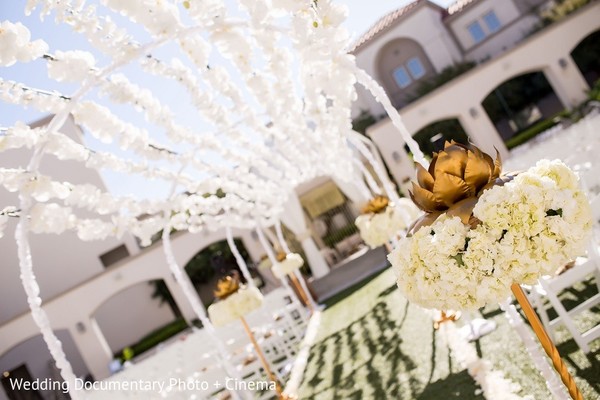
[{"left": 298, "top": 269, "right": 600, "bottom": 399}]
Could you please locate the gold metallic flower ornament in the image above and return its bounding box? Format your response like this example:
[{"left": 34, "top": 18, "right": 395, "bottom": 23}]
[
  {"left": 276, "top": 251, "right": 287, "bottom": 262},
  {"left": 409, "top": 141, "right": 502, "bottom": 230},
  {"left": 361, "top": 195, "right": 390, "bottom": 215},
  {"left": 214, "top": 272, "right": 241, "bottom": 300}
]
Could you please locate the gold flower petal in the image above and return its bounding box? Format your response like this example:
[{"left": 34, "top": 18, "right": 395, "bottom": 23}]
[
  {"left": 416, "top": 163, "right": 435, "bottom": 191},
  {"left": 492, "top": 148, "right": 502, "bottom": 180},
  {"left": 408, "top": 212, "right": 442, "bottom": 235},
  {"left": 214, "top": 274, "right": 241, "bottom": 300},
  {"left": 410, "top": 182, "right": 441, "bottom": 212},
  {"left": 428, "top": 152, "right": 438, "bottom": 176},
  {"left": 434, "top": 145, "right": 468, "bottom": 178},
  {"left": 276, "top": 251, "right": 287, "bottom": 262},
  {"left": 446, "top": 197, "right": 478, "bottom": 225},
  {"left": 482, "top": 151, "right": 495, "bottom": 178},
  {"left": 464, "top": 149, "right": 492, "bottom": 194},
  {"left": 432, "top": 172, "right": 470, "bottom": 207},
  {"left": 361, "top": 195, "right": 389, "bottom": 214},
  {"left": 480, "top": 172, "right": 516, "bottom": 193}
]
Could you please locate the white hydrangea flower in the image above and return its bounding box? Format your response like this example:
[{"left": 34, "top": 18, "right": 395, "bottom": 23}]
[
  {"left": 207, "top": 286, "right": 264, "bottom": 327},
  {"left": 272, "top": 253, "right": 304, "bottom": 279},
  {"left": 390, "top": 160, "right": 592, "bottom": 310},
  {"left": 0, "top": 21, "right": 48, "bottom": 66},
  {"left": 355, "top": 198, "right": 421, "bottom": 248},
  {"left": 529, "top": 159, "right": 579, "bottom": 190}
]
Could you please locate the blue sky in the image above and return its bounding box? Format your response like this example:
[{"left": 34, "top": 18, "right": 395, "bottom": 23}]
[{"left": 0, "top": 0, "right": 454, "bottom": 198}]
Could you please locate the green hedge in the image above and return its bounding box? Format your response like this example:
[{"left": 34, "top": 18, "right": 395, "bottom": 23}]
[
  {"left": 505, "top": 110, "right": 570, "bottom": 150},
  {"left": 115, "top": 318, "right": 189, "bottom": 362}
]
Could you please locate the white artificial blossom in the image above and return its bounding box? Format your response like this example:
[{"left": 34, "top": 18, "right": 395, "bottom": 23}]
[
  {"left": 0, "top": 21, "right": 48, "bottom": 66},
  {"left": 1, "top": 0, "right": 421, "bottom": 394},
  {"left": 275, "top": 220, "right": 319, "bottom": 309}
]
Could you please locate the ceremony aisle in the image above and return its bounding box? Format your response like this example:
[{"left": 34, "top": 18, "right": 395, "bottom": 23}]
[{"left": 298, "top": 269, "right": 600, "bottom": 399}]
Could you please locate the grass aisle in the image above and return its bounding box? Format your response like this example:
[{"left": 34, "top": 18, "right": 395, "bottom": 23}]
[{"left": 297, "top": 268, "right": 600, "bottom": 399}]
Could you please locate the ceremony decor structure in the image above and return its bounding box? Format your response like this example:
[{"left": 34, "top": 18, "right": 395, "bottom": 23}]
[
  {"left": 208, "top": 273, "right": 291, "bottom": 399},
  {"left": 389, "top": 141, "right": 592, "bottom": 399},
  {"left": 1, "top": 1, "right": 596, "bottom": 399},
  {"left": 355, "top": 195, "right": 421, "bottom": 248}
]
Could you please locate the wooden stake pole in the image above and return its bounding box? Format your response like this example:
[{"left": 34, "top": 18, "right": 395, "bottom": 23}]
[
  {"left": 239, "top": 317, "right": 285, "bottom": 399},
  {"left": 289, "top": 273, "right": 313, "bottom": 312},
  {"left": 511, "top": 283, "right": 583, "bottom": 400}
]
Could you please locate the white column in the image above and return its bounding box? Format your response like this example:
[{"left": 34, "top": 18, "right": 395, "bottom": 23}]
[
  {"left": 281, "top": 193, "right": 331, "bottom": 278},
  {"left": 276, "top": 221, "right": 319, "bottom": 309},
  {"left": 543, "top": 55, "right": 590, "bottom": 110},
  {"left": 298, "top": 231, "right": 330, "bottom": 279},
  {"left": 68, "top": 318, "right": 113, "bottom": 380},
  {"left": 458, "top": 104, "right": 509, "bottom": 161}
]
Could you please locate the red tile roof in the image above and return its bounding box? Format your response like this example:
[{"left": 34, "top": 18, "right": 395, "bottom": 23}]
[
  {"left": 349, "top": 0, "right": 425, "bottom": 53},
  {"left": 447, "top": 0, "right": 478, "bottom": 15},
  {"left": 349, "top": 0, "right": 482, "bottom": 53}
]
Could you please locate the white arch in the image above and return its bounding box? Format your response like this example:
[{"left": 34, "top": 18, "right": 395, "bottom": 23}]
[
  {"left": 368, "top": 33, "right": 428, "bottom": 80},
  {"left": 0, "top": 228, "right": 260, "bottom": 372}
]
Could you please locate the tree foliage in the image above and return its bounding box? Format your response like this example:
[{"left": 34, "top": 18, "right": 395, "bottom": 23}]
[
  {"left": 481, "top": 72, "right": 553, "bottom": 124},
  {"left": 185, "top": 239, "right": 250, "bottom": 285},
  {"left": 571, "top": 30, "right": 600, "bottom": 86},
  {"left": 410, "top": 119, "right": 470, "bottom": 158},
  {"left": 352, "top": 110, "right": 377, "bottom": 134},
  {"left": 149, "top": 239, "right": 251, "bottom": 314},
  {"left": 541, "top": 0, "right": 592, "bottom": 25},
  {"left": 150, "top": 280, "right": 182, "bottom": 318}
]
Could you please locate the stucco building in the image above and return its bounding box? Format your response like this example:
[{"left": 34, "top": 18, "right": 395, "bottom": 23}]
[
  {"left": 1, "top": 1, "right": 599, "bottom": 398},
  {"left": 352, "top": 0, "right": 599, "bottom": 194}
]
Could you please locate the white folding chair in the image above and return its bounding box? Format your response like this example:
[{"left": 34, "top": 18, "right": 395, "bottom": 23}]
[
  {"left": 532, "top": 256, "right": 600, "bottom": 353},
  {"left": 527, "top": 187, "right": 600, "bottom": 354},
  {"left": 523, "top": 191, "right": 600, "bottom": 353}
]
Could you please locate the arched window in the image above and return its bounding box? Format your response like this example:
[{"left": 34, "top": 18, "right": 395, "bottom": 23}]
[{"left": 376, "top": 38, "right": 436, "bottom": 109}]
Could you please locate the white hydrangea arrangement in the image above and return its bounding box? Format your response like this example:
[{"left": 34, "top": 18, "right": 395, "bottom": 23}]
[
  {"left": 208, "top": 285, "right": 263, "bottom": 328},
  {"left": 272, "top": 252, "right": 304, "bottom": 279},
  {"left": 389, "top": 142, "right": 592, "bottom": 311},
  {"left": 355, "top": 197, "right": 421, "bottom": 248}
]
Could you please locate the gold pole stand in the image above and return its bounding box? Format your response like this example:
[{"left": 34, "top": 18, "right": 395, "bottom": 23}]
[
  {"left": 511, "top": 283, "right": 583, "bottom": 400},
  {"left": 289, "top": 273, "right": 313, "bottom": 312},
  {"left": 240, "top": 317, "right": 287, "bottom": 399}
]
